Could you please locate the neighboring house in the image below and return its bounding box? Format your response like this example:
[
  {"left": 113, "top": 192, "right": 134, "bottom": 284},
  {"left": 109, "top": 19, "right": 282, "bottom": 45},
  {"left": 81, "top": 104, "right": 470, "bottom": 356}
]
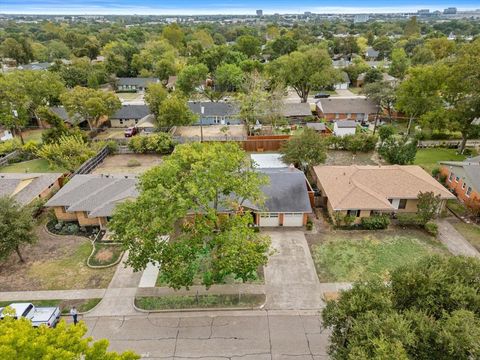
[
  {"left": 0, "top": 173, "right": 63, "bottom": 206},
  {"left": 365, "top": 47, "right": 379, "bottom": 60},
  {"left": 251, "top": 168, "right": 313, "bottom": 227},
  {"left": 17, "top": 62, "right": 52, "bottom": 71},
  {"left": 305, "top": 122, "right": 331, "bottom": 135},
  {"left": 281, "top": 102, "right": 313, "bottom": 122},
  {"left": 355, "top": 72, "right": 397, "bottom": 88},
  {"left": 49, "top": 106, "right": 85, "bottom": 126},
  {"left": 46, "top": 168, "right": 313, "bottom": 228},
  {"left": 333, "top": 120, "right": 357, "bottom": 137},
  {"left": 439, "top": 156, "right": 480, "bottom": 203},
  {"left": 332, "top": 59, "right": 351, "bottom": 68},
  {"left": 188, "top": 102, "right": 242, "bottom": 126},
  {"left": 45, "top": 174, "right": 138, "bottom": 229},
  {"left": 110, "top": 105, "right": 150, "bottom": 128},
  {"left": 311, "top": 165, "right": 455, "bottom": 224},
  {"left": 136, "top": 114, "right": 156, "bottom": 133},
  {"left": 316, "top": 98, "right": 378, "bottom": 121},
  {"left": 333, "top": 72, "right": 350, "bottom": 90},
  {"left": 366, "top": 60, "right": 390, "bottom": 69},
  {"left": 116, "top": 77, "right": 159, "bottom": 92}
]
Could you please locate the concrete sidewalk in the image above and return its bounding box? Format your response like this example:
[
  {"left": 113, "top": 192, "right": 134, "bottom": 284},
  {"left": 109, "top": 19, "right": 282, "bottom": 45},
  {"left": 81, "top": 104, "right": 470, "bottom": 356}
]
[
  {"left": 0, "top": 288, "right": 106, "bottom": 302},
  {"left": 138, "top": 262, "right": 159, "bottom": 288},
  {"left": 437, "top": 219, "right": 480, "bottom": 258}
]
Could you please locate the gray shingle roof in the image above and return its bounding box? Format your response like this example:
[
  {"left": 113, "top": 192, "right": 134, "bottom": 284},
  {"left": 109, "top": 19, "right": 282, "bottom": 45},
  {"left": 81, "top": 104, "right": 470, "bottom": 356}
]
[
  {"left": 317, "top": 98, "right": 377, "bottom": 115},
  {"left": 117, "top": 77, "right": 159, "bottom": 87},
  {"left": 0, "top": 173, "right": 63, "bottom": 205},
  {"left": 111, "top": 105, "right": 150, "bottom": 120},
  {"left": 306, "top": 122, "right": 327, "bottom": 131},
  {"left": 282, "top": 103, "right": 312, "bottom": 117},
  {"left": 336, "top": 120, "right": 357, "bottom": 128},
  {"left": 188, "top": 102, "right": 239, "bottom": 117},
  {"left": 49, "top": 106, "right": 84, "bottom": 125},
  {"left": 258, "top": 168, "right": 312, "bottom": 213},
  {"left": 45, "top": 174, "right": 138, "bottom": 218}
]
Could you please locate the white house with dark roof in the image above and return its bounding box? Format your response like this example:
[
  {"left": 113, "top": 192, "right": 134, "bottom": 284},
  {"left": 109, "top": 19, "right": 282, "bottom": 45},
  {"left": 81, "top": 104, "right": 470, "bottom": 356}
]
[
  {"left": 188, "top": 102, "right": 242, "bottom": 125},
  {"left": 110, "top": 105, "right": 150, "bottom": 128},
  {"left": 116, "top": 77, "right": 159, "bottom": 92},
  {"left": 333, "top": 120, "right": 357, "bottom": 137}
]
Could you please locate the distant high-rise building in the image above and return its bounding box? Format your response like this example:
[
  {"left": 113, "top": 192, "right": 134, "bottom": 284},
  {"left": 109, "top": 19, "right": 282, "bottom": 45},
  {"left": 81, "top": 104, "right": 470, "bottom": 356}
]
[
  {"left": 304, "top": 11, "right": 312, "bottom": 16},
  {"left": 256, "top": 10, "right": 263, "bottom": 16},
  {"left": 354, "top": 14, "right": 369, "bottom": 23},
  {"left": 443, "top": 7, "right": 457, "bottom": 14},
  {"left": 417, "top": 9, "right": 430, "bottom": 15}
]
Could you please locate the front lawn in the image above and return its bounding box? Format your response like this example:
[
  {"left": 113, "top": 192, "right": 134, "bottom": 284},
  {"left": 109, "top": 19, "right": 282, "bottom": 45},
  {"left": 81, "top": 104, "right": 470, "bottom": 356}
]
[
  {"left": 0, "top": 159, "right": 64, "bottom": 173},
  {"left": 135, "top": 294, "right": 265, "bottom": 310},
  {"left": 307, "top": 229, "right": 448, "bottom": 282},
  {"left": 450, "top": 220, "right": 480, "bottom": 252},
  {"left": 414, "top": 148, "right": 466, "bottom": 174},
  {"left": 0, "top": 226, "right": 116, "bottom": 291}
]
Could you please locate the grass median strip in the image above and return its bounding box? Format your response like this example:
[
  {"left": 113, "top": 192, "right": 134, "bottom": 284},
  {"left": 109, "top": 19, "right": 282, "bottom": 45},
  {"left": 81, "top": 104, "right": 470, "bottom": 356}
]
[{"left": 135, "top": 294, "right": 265, "bottom": 310}]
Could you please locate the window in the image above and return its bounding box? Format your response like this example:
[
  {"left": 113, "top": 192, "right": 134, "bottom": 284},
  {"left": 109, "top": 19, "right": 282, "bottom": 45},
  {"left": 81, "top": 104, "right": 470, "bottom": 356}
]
[
  {"left": 134, "top": 119, "right": 139, "bottom": 124},
  {"left": 399, "top": 199, "right": 407, "bottom": 209},
  {"left": 448, "top": 172, "right": 454, "bottom": 181},
  {"left": 347, "top": 210, "right": 361, "bottom": 217},
  {"left": 63, "top": 206, "right": 68, "bottom": 213},
  {"left": 455, "top": 176, "right": 460, "bottom": 183},
  {"left": 466, "top": 187, "right": 472, "bottom": 197},
  {"left": 347, "top": 113, "right": 351, "bottom": 118},
  {"left": 462, "top": 182, "right": 466, "bottom": 190},
  {"left": 119, "top": 119, "right": 124, "bottom": 125},
  {"left": 335, "top": 113, "right": 339, "bottom": 119},
  {"left": 260, "top": 213, "right": 278, "bottom": 218}
]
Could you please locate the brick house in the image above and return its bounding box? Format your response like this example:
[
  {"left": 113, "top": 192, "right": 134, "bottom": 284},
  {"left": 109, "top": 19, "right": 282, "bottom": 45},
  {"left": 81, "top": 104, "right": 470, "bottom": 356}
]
[
  {"left": 439, "top": 156, "right": 480, "bottom": 203},
  {"left": 315, "top": 98, "right": 378, "bottom": 122}
]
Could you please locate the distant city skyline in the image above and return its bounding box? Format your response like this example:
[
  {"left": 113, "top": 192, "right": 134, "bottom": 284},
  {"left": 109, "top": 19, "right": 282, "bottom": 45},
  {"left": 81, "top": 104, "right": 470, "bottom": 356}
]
[{"left": 2, "top": 0, "right": 479, "bottom": 15}]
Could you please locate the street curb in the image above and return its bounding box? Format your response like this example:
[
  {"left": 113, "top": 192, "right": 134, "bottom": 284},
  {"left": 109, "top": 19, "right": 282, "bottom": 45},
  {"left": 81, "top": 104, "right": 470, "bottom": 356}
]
[{"left": 132, "top": 295, "right": 266, "bottom": 313}]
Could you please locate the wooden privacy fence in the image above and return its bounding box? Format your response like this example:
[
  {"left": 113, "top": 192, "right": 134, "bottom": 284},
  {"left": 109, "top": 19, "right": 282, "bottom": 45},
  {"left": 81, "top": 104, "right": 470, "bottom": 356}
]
[
  {"left": 241, "top": 135, "right": 291, "bottom": 152},
  {"left": 65, "top": 146, "right": 109, "bottom": 179},
  {"left": 0, "top": 150, "right": 20, "bottom": 167}
]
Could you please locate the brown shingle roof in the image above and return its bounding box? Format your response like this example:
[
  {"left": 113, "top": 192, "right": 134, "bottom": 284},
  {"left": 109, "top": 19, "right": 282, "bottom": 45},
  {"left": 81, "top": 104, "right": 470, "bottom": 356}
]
[
  {"left": 313, "top": 165, "right": 455, "bottom": 211},
  {"left": 316, "top": 98, "right": 377, "bottom": 115}
]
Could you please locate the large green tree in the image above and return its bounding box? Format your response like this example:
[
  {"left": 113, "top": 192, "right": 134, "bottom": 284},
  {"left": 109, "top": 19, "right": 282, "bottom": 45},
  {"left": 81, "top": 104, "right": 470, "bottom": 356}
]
[
  {"left": 109, "top": 142, "right": 271, "bottom": 289},
  {"left": 0, "top": 197, "right": 36, "bottom": 263},
  {"left": 60, "top": 86, "right": 121, "bottom": 131},
  {"left": 0, "top": 316, "right": 139, "bottom": 359},
  {"left": 323, "top": 256, "right": 480, "bottom": 360},
  {"left": 268, "top": 45, "right": 339, "bottom": 102},
  {"left": 156, "top": 93, "right": 197, "bottom": 129},
  {"left": 144, "top": 82, "right": 168, "bottom": 120},
  {"left": 176, "top": 63, "right": 209, "bottom": 97},
  {"left": 280, "top": 128, "right": 327, "bottom": 171}
]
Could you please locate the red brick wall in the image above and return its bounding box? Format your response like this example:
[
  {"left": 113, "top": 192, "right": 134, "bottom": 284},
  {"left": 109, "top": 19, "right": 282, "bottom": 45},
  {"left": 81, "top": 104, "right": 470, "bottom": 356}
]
[{"left": 440, "top": 166, "right": 479, "bottom": 202}]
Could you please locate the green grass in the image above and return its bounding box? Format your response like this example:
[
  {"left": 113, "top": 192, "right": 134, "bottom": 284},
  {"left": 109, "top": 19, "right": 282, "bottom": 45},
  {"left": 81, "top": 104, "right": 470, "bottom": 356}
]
[
  {"left": 447, "top": 199, "right": 469, "bottom": 217},
  {"left": 414, "top": 148, "right": 466, "bottom": 174},
  {"left": 0, "top": 298, "right": 101, "bottom": 314},
  {"left": 0, "top": 159, "right": 64, "bottom": 173},
  {"left": 156, "top": 269, "right": 264, "bottom": 287},
  {"left": 21, "top": 129, "right": 45, "bottom": 144},
  {"left": 135, "top": 294, "right": 265, "bottom": 310},
  {"left": 451, "top": 222, "right": 480, "bottom": 252},
  {"left": 310, "top": 230, "right": 448, "bottom": 282}
]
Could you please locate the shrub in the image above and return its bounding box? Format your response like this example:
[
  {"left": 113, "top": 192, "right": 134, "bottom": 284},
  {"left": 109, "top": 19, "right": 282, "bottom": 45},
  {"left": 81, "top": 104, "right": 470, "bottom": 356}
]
[
  {"left": 127, "top": 159, "right": 141, "bottom": 167},
  {"left": 128, "top": 133, "right": 175, "bottom": 154},
  {"left": 424, "top": 222, "right": 438, "bottom": 236},
  {"left": 306, "top": 218, "right": 313, "bottom": 231},
  {"left": 327, "top": 133, "right": 377, "bottom": 153},
  {"left": 67, "top": 223, "right": 79, "bottom": 234},
  {"left": 397, "top": 213, "right": 424, "bottom": 226},
  {"left": 378, "top": 136, "right": 417, "bottom": 165},
  {"left": 54, "top": 222, "right": 63, "bottom": 230},
  {"left": 105, "top": 140, "right": 118, "bottom": 154},
  {"left": 361, "top": 215, "right": 390, "bottom": 230},
  {"left": 0, "top": 139, "right": 20, "bottom": 156},
  {"left": 21, "top": 140, "right": 39, "bottom": 155}
]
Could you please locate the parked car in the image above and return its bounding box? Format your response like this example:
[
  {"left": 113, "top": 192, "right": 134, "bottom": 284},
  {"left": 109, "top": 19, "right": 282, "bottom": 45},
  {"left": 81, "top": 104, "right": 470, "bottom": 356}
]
[
  {"left": 314, "top": 93, "right": 330, "bottom": 99},
  {"left": 0, "top": 302, "right": 61, "bottom": 328},
  {"left": 124, "top": 127, "right": 138, "bottom": 137}
]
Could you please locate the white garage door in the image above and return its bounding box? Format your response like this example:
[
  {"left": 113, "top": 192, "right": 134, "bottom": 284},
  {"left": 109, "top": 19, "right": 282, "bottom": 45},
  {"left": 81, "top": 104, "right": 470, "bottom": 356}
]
[
  {"left": 283, "top": 213, "right": 304, "bottom": 227},
  {"left": 259, "top": 213, "right": 280, "bottom": 227}
]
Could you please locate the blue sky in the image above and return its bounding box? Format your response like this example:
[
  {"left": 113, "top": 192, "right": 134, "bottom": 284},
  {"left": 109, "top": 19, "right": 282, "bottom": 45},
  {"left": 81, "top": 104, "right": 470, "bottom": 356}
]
[{"left": 2, "top": 0, "right": 479, "bottom": 15}]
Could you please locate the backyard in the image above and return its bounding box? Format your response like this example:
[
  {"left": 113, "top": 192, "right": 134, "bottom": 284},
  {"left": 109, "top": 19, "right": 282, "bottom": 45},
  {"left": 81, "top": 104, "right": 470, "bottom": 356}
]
[
  {"left": 92, "top": 153, "right": 162, "bottom": 174},
  {"left": 306, "top": 229, "right": 449, "bottom": 282},
  {"left": 0, "top": 158, "right": 64, "bottom": 173},
  {"left": 325, "top": 150, "right": 380, "bottom": 166},
  {"left": 414, "top": 148, "right": 467, "bottom": 174},
  {"left": 0, "top": 225, "right": 116, "bottom": 291}
]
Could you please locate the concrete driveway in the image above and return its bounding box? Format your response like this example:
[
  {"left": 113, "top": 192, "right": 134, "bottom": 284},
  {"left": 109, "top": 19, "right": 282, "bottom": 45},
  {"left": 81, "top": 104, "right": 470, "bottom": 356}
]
[{"left": 264, "top": 231, "right": 324, "bottom": 310}]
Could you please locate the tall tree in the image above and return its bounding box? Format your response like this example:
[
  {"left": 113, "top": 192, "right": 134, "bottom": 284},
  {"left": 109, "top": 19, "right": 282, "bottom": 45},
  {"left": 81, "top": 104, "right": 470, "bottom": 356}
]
[
  {"left": 176, "top": 63, "right": 209, "bottom": 97},
  {"left": 363, "top": 81, "right": 397, "bottom": 120},
  {"left": 280, "top": 128, "right": 327, "bottom": 171},
  {"left": 156, "top": 93, "right": 197, "bottom": 129},
  {"left": 268, "top": 45, "right": 339, "bottom": 102},
  {"left": 235, "top": 35, "right": 261, "bottom": 58},
  {"left": 0, "top": 316, "right": 139, "bottom": 359},
  {"left": 237, "top": 72, "right": 269, "bottom": 134},
  {"left": 109, "top": 142, "right": 271, "bottom": 289},
  {"left": 389, "top": 48, "right": 410, "bottom": 79},
  {"left": 144, "top": 83, "right": 168, "bottom": 120},
  {"left": 60, "top": 86, "right": 121, "bottom": 131},
  {"left": 0, "top": 197, "right": 36, "bottom": 263}
]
